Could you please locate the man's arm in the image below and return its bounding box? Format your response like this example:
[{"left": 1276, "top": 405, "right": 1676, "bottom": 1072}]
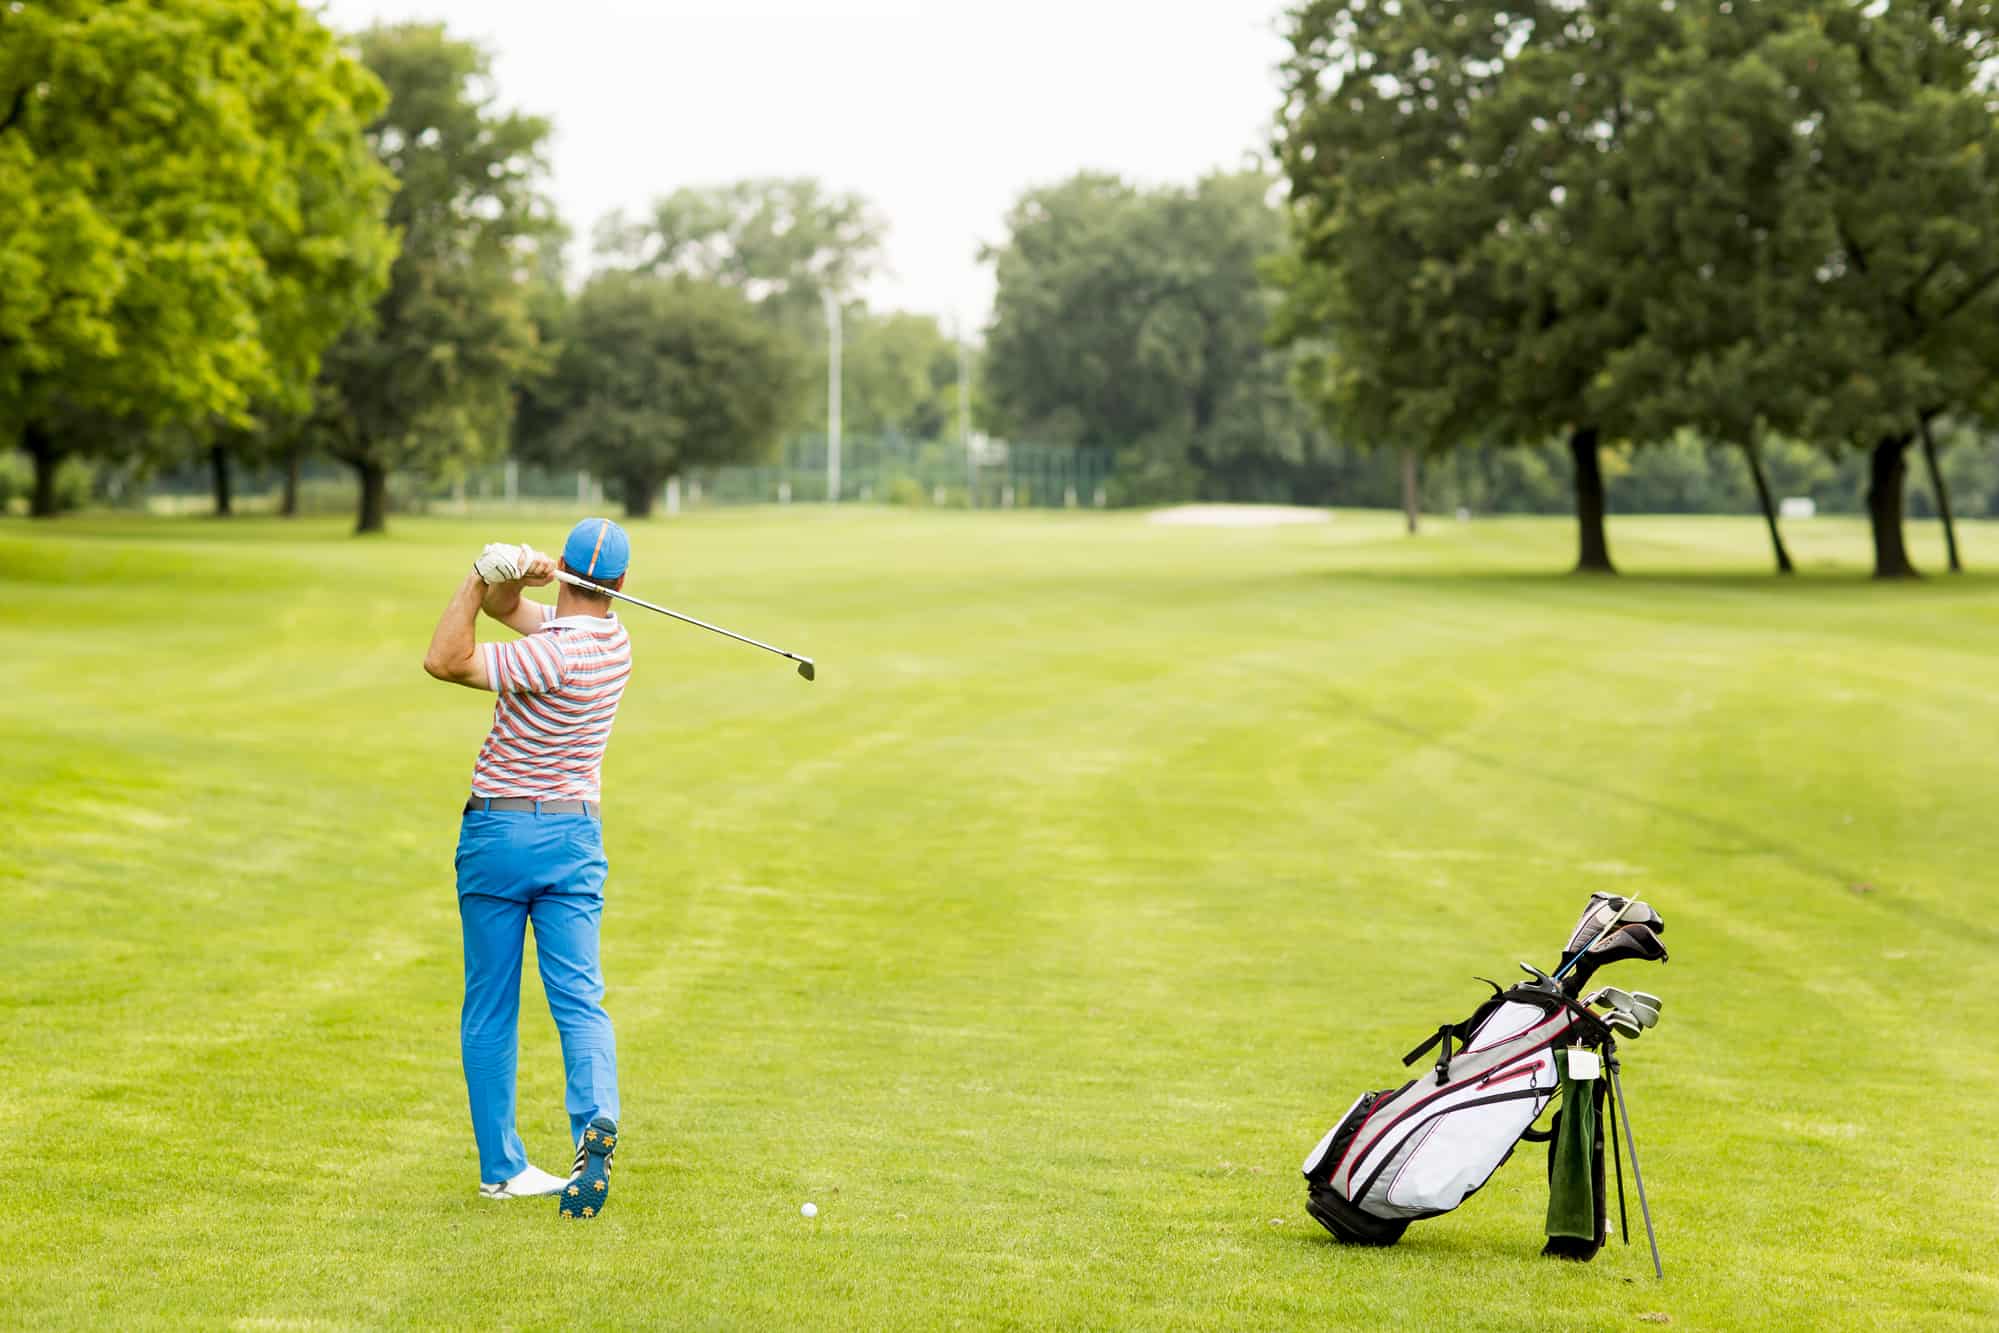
[
  {"left": 423, "top": 573, "right": 494, "bottom": 690},
  {"left": 480, "top": 547, "right": 558, "bottom": 636}
]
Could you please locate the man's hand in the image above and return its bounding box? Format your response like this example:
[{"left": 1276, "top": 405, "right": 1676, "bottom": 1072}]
[
  {"left": 474, "top": 542, "right": 527, "bottom": 585},
  {"left": 519, "top": 546, "right": 556, "bottom": 587}
]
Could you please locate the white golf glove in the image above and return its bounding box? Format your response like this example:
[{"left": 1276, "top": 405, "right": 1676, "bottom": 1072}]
[{"left": 473, "top": 542, "right": 528, "bottom": 585}]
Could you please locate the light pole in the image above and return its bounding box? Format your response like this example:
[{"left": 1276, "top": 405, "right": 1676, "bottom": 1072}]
[
  {"left": 957, "top": 318, "right": 974, "bottom": 506},
  {"left": 822, "top": 288, "right": 842, "bottom": 503}
]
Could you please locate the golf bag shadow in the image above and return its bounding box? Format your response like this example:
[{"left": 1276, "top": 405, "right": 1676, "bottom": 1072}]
[{"left": 1301, "top": 979, "right": 1613, "bottom": 1254}]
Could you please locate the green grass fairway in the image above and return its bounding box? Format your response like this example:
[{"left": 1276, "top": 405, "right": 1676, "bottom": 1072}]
[{"left": 5, "top": 509, "right": 1997, "bottom": 1330}]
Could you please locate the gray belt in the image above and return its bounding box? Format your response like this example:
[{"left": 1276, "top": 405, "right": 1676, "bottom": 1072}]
[{"left": 464, "top": 796, "right": 600, "bottom": 818}]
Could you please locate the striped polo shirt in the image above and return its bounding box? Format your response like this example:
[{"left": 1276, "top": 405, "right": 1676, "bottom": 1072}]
[{"left": 471, "top": 603, "right": 632, "bottom": 802}]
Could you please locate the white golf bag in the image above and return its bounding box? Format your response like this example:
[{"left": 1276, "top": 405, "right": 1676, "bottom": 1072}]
[{"left": 1301, "top": 981, "right": 1606, "bottom": 1247}]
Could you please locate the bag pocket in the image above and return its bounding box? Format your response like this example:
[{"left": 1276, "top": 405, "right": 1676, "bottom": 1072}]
[{"left": 1378, "top": 1084, "right": 1551, "bottom": 1214}]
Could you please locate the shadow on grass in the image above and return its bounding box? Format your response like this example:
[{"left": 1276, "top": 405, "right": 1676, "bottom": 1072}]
[{"left": 1291, "top": 566, "right": 1999, "bottom": 598}]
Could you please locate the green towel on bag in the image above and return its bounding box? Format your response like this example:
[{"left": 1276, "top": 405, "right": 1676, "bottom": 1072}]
[{"left": 1545, "top": 1060, "right": 1599, "bottom": 1242}]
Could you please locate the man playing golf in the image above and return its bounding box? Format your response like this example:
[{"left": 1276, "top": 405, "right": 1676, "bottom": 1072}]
[{"left": 422, "top": 517, "right": 634, "bottom": 1218}]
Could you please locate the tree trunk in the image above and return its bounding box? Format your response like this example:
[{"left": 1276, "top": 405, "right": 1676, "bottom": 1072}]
[
  {"left": 355, "top": 459, "right": 389, "bottom": 534},
  {"left": 1569, "top": 425, "right": 1615, "bottom": 574},
  {"left": 622, "top": 475, "right": 657, "bottom": 519},
  {"left": 280, "top": 447, "right": 301, "bottom": 518},
  {"left": 1400, "top": 448, "right": 1420, "bottom": 534},
  {"left": 1917, "top": 417, "right": 1963, "bottom": 573},
  {"left": 1741, "top": 438, "right": 1793, "bottom": 574},
  {"left": 25, "top": 422, "right": 61, "bottom": 518},
  {"left": 210, "top": 442, "right": 233, "bottom": 517},
  {"left": 1867, "top": 435, "right": 1917, "bottom": 579}
]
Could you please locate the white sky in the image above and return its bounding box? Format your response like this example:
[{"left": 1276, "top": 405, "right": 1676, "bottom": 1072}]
[{"left": 315, "top": 0, "right": 1293, "bottom": 328}]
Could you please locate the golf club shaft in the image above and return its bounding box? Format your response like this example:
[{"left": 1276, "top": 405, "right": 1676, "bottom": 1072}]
[
  {"left": 1607, "top": 1053, "right": 1664, "bottom": 1279},
  {"left": 554, "top": 570, "right": 813, "bottom": 673}
]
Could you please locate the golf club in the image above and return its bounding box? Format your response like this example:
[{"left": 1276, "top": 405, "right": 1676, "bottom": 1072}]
[
  {"left": 1601, "top": 1010, "right": 1644, "bottom": 1040},
  {"left": 555, "top": 569, "right": 817, "bottom": 681},
  {"left": 1559, "top": 895, "right": 1663, "bottom": 958},
  {"left": 1565, "top": 922, "right": 1670, "bottom": 992},
  {"left": 1552, "top": 896, "right": 1642, "bottom": 982},
  {"left": 1586, "top": 987, "right": 1661, "bottom": 1030}
]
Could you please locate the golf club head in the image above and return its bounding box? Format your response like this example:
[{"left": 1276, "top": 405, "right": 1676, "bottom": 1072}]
[
  {"left": 797, "top": 659, "right": 816, "bottom": 682},
  {"left": 1519, "top": 961, "right": 1559, "bottom": 989},
  {"left": 1584, "top": 987, "right": 1659, "bottom": 1030},
  {"left": 1561, "top": 894, "right": 1666, "bottom": 957},
  {"left": 1566, "top": 923, "right": 1669, "bottom": 991},
  {"left": 1603, "top": 1011, "right": 1645, "bottom": 1040},
  {"left": 1592, "top": 985, "right": 1631, "bottom": 1006},
  {"left": 1606, "top": 988, "right": 1661, "bottom": 1028},
  {"left": 1610, "top": 1001, "right": 1661, "bottom": 1029}
]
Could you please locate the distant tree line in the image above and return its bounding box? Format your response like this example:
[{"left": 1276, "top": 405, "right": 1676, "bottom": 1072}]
[
  {"left": 8, "top": 0, "right": 1999, "bottom": 575},
  {"left": 2, "top": 5, "right": 959, "bottom": 531}
]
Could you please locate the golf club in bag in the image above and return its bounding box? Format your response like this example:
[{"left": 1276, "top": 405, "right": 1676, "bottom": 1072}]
[{"left": 1300, "top": 894, "right": 1668, "bottom": 1271}]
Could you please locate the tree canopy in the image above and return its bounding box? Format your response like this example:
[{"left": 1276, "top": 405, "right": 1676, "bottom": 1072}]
[
  {"left": 1274, "top": 0, "right": 1999, "bottom": 576},
  {"left": 596, "top": 178, "right": 886, "bottom": 333},
  {"left": 308, "top": 22, "right": 556, "bottom": 533},
  {"left": 983, "top": 169, "right": 1329, "bottom": 502},
  {"left": 839, "top": 309, "right": 961, "bottom": 441},
  {"left": 0, "top": 0, "right": 395, "bottom": 516},
  {"left": 527, "top": 273, "right": 806, "bottom": 518}
]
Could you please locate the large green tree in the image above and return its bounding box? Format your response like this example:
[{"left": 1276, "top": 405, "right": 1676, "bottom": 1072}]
[
  {"left": 0, "top": 0, "right": 394, "bottom": 517},
  {"left": 1271, "top": 3, "right": 1545, "bottom": 550},
  {"left": 1790, "top": 2, "right": 1999, "bottom": 577},
  {"left": 529, "top": 273, "right": 806, "bottom": 518},
  {"left": 983, "top": 169, "right": 1322, "bottom": 502},
  {"left": 1612, "top": 0, "right": 1999, "bottom": 578},
  {"left": 310, "top": 23, "right": 554, "bottom": 533},
  {"left": 1276, "top": 0, "right": 1999, "bottom": 578}
]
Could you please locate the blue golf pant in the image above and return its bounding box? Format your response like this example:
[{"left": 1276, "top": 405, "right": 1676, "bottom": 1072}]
[{"left": 455, "top": 809, "right": 620, "bottom": 1184}]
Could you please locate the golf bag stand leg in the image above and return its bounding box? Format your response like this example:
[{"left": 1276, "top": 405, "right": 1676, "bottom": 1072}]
[{"left": 1605, "top": 1042, "right": 1664, "bottom": 1279}]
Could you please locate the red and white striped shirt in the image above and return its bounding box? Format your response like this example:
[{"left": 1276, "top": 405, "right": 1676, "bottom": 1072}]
[{"left": 471, "top": 603, "right": 632, "bottom": 801}]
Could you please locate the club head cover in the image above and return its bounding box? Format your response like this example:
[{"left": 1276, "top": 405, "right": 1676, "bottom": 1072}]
[
  {"left": 1557, "top": 895, "right": 1666, "bottom": 977},
  {"left": 1565, "top": 922, "right": 1669, "bottom": 991}
]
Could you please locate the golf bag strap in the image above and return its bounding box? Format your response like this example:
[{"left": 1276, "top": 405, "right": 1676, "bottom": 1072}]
[
  {"left": 1399, "top": 980, "right": 1505, "bottom": 1070},
  {"left": 1402, "top": 1023, "right": 1459, "bottom": 1082},
  {"left": 1402, "top": 1023, "right": 1452, "bottom": 1069}
]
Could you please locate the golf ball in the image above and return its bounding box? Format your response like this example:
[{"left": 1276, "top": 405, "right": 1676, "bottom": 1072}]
[{"left": 801, "top": 1202, "right": 817, "bottom": 1218}]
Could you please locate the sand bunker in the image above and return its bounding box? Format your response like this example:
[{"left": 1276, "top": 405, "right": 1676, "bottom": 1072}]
[{"left": 1147, "top": 504, "right": 1332, "bottom": 528}]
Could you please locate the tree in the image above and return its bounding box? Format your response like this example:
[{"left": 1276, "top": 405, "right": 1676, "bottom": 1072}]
[
  {"left": 0, "top": 0, "right": 394, "bottom": 517},
  {"left": 840, "top": 310, "right": 960, "bottom": 440},
  {"left": 1789, "top": 2, "right": 1999, "bottom": 577},
  {"left": 596, "top": 178, "right": 887, "bottom": 435},
  {"left": 597, "top": 179, "right": 885, "bottom": 317},
  {"left": 1277, "top": 0, "right": 1999, "bottom": 578},
  {"left": 310, "top": 23, "right": 554, "bottom": 533},
  {"left": 531, "top": 273, "right": 806, "bottom": 518},
  {"left": 1271, "top": 3, "right": 1545, "bottom": 548},
  {"left": 983, "top": 169, "right": 1324, "bottom": 503},
  {"left": 1576, "top": 1, "right": 1833, "bottom": 573}
]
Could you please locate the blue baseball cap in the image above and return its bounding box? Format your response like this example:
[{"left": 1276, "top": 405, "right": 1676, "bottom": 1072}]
[{"left": 562, "top": 517, "right": 631, "bottom": 582}]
